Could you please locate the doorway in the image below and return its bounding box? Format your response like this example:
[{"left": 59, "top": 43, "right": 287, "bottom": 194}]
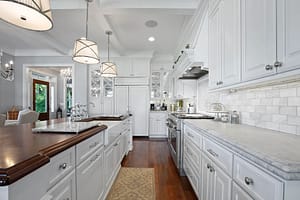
[{"left": 33, "top": 79, "right": 49, "bottom": 120}]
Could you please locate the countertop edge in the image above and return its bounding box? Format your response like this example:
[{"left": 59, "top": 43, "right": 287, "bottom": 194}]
[
  {"left": 183, "top": 120, "right": 300, "bottom": 180},
  {"left": 0, "top": 124, "right": 108, "bottom": 186}
]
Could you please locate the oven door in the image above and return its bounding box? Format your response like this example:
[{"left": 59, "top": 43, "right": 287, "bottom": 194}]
[{"left": 167, "top": 125, "right": 180, "bottom": 168}]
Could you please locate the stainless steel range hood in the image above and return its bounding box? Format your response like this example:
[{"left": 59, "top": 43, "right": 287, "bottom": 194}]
[{"left": 179, "top": 65, "right": 208, "bottom": 79}]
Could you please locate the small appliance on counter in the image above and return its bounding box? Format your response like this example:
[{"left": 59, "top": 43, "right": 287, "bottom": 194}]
[{"left": 150, "top": 104, "right": 155, "bottom": 110}]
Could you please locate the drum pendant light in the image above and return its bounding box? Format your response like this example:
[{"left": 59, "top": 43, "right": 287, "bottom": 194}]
[
  {"left": 0, "top": 0, "right": 53, "bottom": 31},
  {"left": 72, "top": 0, "right": 99, "bottom": 64},
  {"left": 100, "top": 31, "right": 117, "bottom": 77}
]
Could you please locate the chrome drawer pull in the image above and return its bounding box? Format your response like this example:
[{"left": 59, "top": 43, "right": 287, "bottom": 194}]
[
  {"left": 206, "top": 163, "right": 211, "bottom": 169},
  {"left": 207, "top": 149, "right": 218, "bottom": 157},
  {"left": 59, "top": 163, "right": 67, "bottom": 170},
  {"left": 209, "top": 166, "right": 215, "bottom": 173},
  {"left": 89, "top": 142, "right": 99, "bottom": 149},
  {"left": 187, "top": 132, "right": 194, "bottom": 138},
  {"left": 244, "top": 177, "right": 254, "bottom": 185}
]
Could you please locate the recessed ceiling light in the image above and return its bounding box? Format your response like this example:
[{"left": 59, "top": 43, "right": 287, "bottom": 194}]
[
  {"left": 148, "top": 36, "right": 155, "bottom": 42},
  {"left": 145, "top": 20, "right": 158, "bottom": 28}
]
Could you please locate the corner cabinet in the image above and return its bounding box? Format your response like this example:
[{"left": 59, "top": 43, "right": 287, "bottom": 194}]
[{"left": 208, "top": 0, "right": 241, "bottom": 89}]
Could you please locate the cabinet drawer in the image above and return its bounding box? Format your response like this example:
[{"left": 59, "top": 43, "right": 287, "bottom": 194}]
[
  {"left": 42, "top": 170, "right": 76, "bottom": 200},
  {"left": 184, "top": 156, "right": 199, "bottom": 198},
  {"left": 232, "top": 182, "right": 254, "bottom": 200},
  {"left": 48, "top": 147, "right": 75, "bottom": 189},
  {"left": 203, "top": 137, "right": 233, "bottom": 175},
  {"left": 184, "top": 126, "right": 202, "bottom": 149},
  {"left": 233, "top": 156, "right": 283, "bottom": 200},
  {"left": 184, "top": 137, "right": 201, "bottom": 172},
  {"left": 76, "top": 131, "right": 104, "bottom": 164}
]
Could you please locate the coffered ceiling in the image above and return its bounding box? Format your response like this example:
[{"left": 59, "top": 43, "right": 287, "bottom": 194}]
[{"left": 0, "top": 0, "right": 200, "bottom": 57}]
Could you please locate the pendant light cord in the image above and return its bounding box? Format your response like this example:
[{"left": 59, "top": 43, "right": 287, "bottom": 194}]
[
  {"left": 86, "top": 0, "right": 89, "bottom": 38},
  {"left": 107, "top": 33, "right": 110, "bottom": 61}
]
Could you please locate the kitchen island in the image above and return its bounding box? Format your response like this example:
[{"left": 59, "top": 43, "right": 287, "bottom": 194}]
[{"left": 0, "top": 116, "right": 132, "bottom": 200}]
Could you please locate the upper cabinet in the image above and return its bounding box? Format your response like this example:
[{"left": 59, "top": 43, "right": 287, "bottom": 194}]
[
  {"left": 241, "top": 0, "right": 277, "bottom": 81},
  {"left": 208, "top": 0, "right": 241, "bottom": 89},
  {"left": 114, "top": 57, "right": 150, "bottom": 77},
  {"left": 277, "top": 0, "right": 300, "bottom": 73},
  {"left": 208, "top": 0, "right": 300, "bottom": 90}
]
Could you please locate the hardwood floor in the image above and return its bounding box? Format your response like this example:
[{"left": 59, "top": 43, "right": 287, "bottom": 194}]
[{"left": 121, "top": 137, "right": 198, "bottom": 200}]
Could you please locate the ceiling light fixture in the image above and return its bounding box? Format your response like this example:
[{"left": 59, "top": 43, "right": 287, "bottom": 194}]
[
  {"left": 100, "top": 31, "right": 117, "bottom": 77},
  {"left": 148, "top": 36, "right": 155, "bottom": 42},
  {"left": 145, "top": 20, "right": 158, "bottom": 28},
  {"left": 72, "top": 0, "right": 99, "bottom": 64},
  {"left": 0, "top": 0, "right": 53, "bottom": 31}
]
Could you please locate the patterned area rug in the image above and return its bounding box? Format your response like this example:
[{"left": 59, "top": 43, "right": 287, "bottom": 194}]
[{"left": 106, "top": 167, "right": 155, "bottom": 200}]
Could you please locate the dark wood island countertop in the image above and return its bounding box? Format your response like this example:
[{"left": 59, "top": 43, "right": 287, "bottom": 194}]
[{"left": 0, "top": 119, "right": 107, "bottom": 186}]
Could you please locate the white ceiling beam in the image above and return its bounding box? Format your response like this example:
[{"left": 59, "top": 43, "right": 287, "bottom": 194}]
[
  {"left": 98, "top": 0, "right": 199, "bottom": 9},
  {"left": 101, "top": 8, "right": 195, "bottom": 16}
]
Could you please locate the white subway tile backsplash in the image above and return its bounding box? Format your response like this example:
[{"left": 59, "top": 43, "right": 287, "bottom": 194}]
[
  {"left": 273, "top": 98, "right": 288, "bottom": 106},
  {"left": 280, "top": 88, "right": 297, "bottom": 97},
  {"left": 288, "top": 97, "right": 300, "bottom": 106},
  {"left": 279, "top": 124, "right": 297, "bottom": 135},
  {"left": 255, "top": 105, "right": 266, "bottom": 113},
  {"left": 197, "top": 79, "right": 300, "bottom": 135},
  {"left": 280, "top": 106, "right": 297, "bottom": 116},
  {"left": 288, "top": 116, "right": 300, "bottom": 126},
  {"left": 272, "top": 114, "right": 287, "bottom": 123},
  {"left": 266, "top": 106, "right": 279, "bottom": 114}
]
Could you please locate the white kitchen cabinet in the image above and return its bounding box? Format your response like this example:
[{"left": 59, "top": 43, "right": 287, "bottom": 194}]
[
  {"left": 114, "top": 57, "right": 150, "bottom": 77},
  {"left": 149, "top": 112, "right": 167, "bottom": 138},
  {"left": 77, "top": 147, "right": 104, "bottom": 200},
  {"left": 277, "top": 0, "right": 300, "bottom": 73},
  {"left": 232, "top": 182, "right": 254, "bottom": 200},
  {"left": 209, "top": 0, "right": 241, "bottom": 89},
  {"left": 42, "top": 170, "right": 76, "bottom": 200},
  {"left": 175, "top": 79, "right": 197, "bottom": 99},
  {"left": 241, "top": 0, "right": 277, "bottom": 81},
  {"left": 202, "top": 154, "right": 231, "bottom": 200},
  {"left": 115, "top": 86, "right": 149, "bottom": 136}
]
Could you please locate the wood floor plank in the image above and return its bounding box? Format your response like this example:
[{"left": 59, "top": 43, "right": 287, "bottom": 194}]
[{"left": 121, "top": 138, "right": 198, "bottom": 200}]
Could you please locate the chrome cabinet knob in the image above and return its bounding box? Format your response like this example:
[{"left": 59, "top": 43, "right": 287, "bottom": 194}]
[
  {"left": 265, "top": 65, "right": 273, "bottom": 71},
  {"left": 274, "top": 61, "right": 282, "bottom": 68},
  {"left": 244, "top": 177, "right": 254, "bottom": 185},
  {"left": 59, "top": 163, "right": 67, "bottom": 170}
]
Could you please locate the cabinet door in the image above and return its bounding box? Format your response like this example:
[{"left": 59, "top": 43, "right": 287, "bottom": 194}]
[
  {"left": 241, "top": 0, "right": 277, "bottom": 81},
  {"left": 104, "top": 145, "right": 115, "bottom": 188},
  {"left": 232, "top": 182, "right": 254, "bottom": 200},
  {"left": 77, "top": 147, "right": 104, "bottom": 200},
  {"left": 149, "top": 113, "right": 167, "bottom": 137},
  {"left": 213, "top": 164, "right": 232, "bottom": 200},
  {"left": 277, "top": 0, "right": 300, "bottom": 73},
  {"left": 43, "top": 170, "right": 76, "bottom": 200},
  {"left": 202, "top": 155, "right": 214, "bottom": 200},
  {"left": 222, "top": 0, "right": 241, "bottom": 86},
  {"left": 114, "top": 58, "right": 132, "bottom": 76},
  {"left": 129, "top": 86, "right": 149, "bottom": 136},
  {"left": 132, "top": 58, "right": 150, "bottom": 77},
  {"left": 208, "top": 1, "right": 223, "bottom": 89},
  {"left": 114, "top": 86, "right": 128, "bottom": 114}
]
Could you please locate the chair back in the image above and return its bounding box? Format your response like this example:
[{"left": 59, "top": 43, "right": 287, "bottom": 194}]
[
  {"left": 0, "top": 114, "right": 6, "bottom": 127},
  {"left": 18, "top": 111, "right": 40, "bottom": 124}
]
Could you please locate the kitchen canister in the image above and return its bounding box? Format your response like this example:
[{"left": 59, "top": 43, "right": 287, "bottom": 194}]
[{"left": 231, "top": 111, "right": 239, "bottom": 124}]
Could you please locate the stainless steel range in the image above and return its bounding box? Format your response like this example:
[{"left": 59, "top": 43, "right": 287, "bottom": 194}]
[{"left": 166, "top": 112, "right": 214, "bottom": 176}]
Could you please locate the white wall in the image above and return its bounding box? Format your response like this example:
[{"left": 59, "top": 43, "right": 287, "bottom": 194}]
[{"left": 197, "top": 79, "right": 300, "bottom": 135}]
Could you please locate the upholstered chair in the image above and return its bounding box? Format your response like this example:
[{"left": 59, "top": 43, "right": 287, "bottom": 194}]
[
  {"left": 5, "top": 110, "right": 40, "bottom": 126},
  {"left": 0, "top": 114, "right": 6, "bottom": 127}
]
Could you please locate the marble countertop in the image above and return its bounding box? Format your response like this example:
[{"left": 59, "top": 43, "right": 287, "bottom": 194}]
[{"left": 184, "top": 119, "right": 300, "bottom": 180}]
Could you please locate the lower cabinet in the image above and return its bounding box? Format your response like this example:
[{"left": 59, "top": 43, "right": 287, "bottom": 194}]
[
  {"left": 232, "top": 182, "right": 254, "bottom": 200},
  {"left": 149, "top": 112, "right": 167, "bottom": 138},
  {"left": 42, "top": 170, "right": 76, "bottom": 200},
  {"left": 77, "top": 147, "right": 104, "bottom": 200},
  {"left": 201, "top": 154, "right": 231, "bottom": 200}
]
